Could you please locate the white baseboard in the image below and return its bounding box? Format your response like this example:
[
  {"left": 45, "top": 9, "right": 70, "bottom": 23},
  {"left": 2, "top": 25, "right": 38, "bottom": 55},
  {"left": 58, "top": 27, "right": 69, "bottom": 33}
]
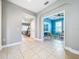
[
  {"left": 2, "top": 42, "right": 22, "bottom": 48},
  {"left": 65, "top": 47, "right": 79, "bottom": 55}
]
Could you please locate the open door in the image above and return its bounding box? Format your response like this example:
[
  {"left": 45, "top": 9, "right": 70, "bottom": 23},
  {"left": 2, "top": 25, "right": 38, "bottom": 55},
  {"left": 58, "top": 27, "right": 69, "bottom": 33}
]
[{"left": 0, "top": 0, "right": 2, "bottom": 50}]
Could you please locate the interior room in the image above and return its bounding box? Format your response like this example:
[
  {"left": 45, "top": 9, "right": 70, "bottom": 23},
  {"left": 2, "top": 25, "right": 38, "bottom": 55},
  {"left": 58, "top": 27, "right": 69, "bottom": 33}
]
[
  {"left": 0, "top": 0, "right": 79, "bottom": 59},
  {"left": 21, "top": 13, "right": 35, "bottom": 38},
  {"left": 44, "top": 12, "right": 64, "bottom": 40},
  {"left": 43, "top": 12, "right": 64, "bottom": 46}
]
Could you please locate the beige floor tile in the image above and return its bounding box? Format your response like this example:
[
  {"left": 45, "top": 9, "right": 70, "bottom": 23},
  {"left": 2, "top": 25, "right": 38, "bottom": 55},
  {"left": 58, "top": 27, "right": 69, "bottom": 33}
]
[
  {"left": 37, "top": 50, "right": 50, "bottom": 59},
  {"left": 0, "top": 48, "right": 8, "bottom": 59},
  {"left": 0, "top": 37, "right": 79, "bottom": 59},
  {"left": 29, "top": 54, "right": 40, "bottom": 59},
  {"left": 21, "top": 49, "right": 35, "bottom": 59},
  {"left": 7, "top": 46, "right": 24, "bottom": 59},
  {"left": 47, "top": 54, "right": 57, "bottom": 59}
]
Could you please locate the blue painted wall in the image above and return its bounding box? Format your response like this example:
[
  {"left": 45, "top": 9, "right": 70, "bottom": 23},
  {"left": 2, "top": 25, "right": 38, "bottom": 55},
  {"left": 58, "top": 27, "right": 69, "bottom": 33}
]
[
  {"left": 51, "top": 18, "right": 64, "bottom": 35},
  {"left": 44, "top": 17, "right": 64, "bottom": 36}
]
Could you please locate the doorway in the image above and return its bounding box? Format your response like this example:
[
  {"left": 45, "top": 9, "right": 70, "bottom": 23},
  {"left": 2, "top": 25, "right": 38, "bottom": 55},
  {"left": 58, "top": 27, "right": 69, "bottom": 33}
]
[
  {"left": 21, "top": 13, "right": 36, "bottom": 39},
  {"left": 43, "top": 10, "right": 65, "bottom": 47}
]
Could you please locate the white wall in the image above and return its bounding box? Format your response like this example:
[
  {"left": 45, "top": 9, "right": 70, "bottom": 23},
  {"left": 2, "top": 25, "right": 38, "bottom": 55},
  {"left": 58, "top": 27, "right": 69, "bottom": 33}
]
[
  {"left": 2, "top": 0, "right": 36, "bottom": 45},
  {"left": 37, "top": 0, "right": 79, "bottom": 51},
  {"left": 30, "top": 19, "right": 36, "bottom": 38},
  {"left": 0, "top": 0, "right": 2, "bottom": 49}
]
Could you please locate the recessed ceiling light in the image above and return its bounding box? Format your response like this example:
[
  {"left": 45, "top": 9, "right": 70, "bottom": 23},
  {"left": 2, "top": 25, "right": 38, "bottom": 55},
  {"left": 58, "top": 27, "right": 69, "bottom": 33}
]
[
  {"left": 44, "top": 1, "right": 49, "bottom": 5},
  {"left": 27, "top": 0, "right": 31, "bottom": 2}
]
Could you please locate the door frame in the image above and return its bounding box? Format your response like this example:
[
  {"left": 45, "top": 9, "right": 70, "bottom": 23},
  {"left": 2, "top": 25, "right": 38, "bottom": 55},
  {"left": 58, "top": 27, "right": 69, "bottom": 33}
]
[
  {"left": 41, "top": 10, "right": 65, "bottom": 47},
  {"left": 30, "top": 16, "right": 36, "bottom": 39},
  {"left": 0, "top": 0, "right": 2, "bottom": 50}
]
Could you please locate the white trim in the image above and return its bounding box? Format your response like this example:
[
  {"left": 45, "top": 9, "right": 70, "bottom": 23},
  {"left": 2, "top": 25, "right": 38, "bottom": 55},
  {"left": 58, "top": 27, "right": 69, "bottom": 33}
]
[
  {"left": 2, "top": 42, "right": 22, "bottom": 48},
  {"left": 0, "top": 0, "right": 2, "bottom": 51},
  {"left": 63, "top": 10, "right": 65, "bottom": 47},
  {"left": 65, "top": 47, "right": 79, "bottom": 55}
]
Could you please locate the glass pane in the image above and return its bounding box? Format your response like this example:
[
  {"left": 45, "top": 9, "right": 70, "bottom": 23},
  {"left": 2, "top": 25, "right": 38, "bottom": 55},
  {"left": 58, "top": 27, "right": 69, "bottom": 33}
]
[
  {"left": 44, "top": 24, "right": 48, "bottom": 31},
  {"left": 56, "top": 21, "right": 62, "bottom": 33},
  {"left": 22, "top": 26, "right": 28, "bottom": 31}
]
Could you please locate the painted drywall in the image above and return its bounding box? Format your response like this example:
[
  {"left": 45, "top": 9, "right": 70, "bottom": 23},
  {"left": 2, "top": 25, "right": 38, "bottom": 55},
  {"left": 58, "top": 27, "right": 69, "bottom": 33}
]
[
  {"left": 30, "top": 19, "right": 36, "bottom": 38},
  {"left": 2, "top": 0, "right": 36, "bottom": 45},
  {"left": 0, "top": 0, "right": 2, "bottom": 49},
  {"left": 51, "top": 18, "right": 64, "bottom": 35},
  {"left": 37, "top": 0, "right": 79, "bottom": 51}
]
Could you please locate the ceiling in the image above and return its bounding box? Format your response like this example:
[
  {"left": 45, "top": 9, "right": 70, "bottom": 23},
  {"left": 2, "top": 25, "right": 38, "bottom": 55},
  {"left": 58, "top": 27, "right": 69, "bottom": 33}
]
[
  {"left": 22, "top": 13, "right": 35, "bottom": 23},
  {"left": 8, "top": 0, "right": 57, "bottom": 13}
]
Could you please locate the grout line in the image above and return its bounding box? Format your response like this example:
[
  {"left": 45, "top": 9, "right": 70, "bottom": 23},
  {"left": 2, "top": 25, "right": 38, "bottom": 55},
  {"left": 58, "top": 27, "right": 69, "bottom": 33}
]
[{"left": 18, "top": 46, "right": 25, "bottom": 59}]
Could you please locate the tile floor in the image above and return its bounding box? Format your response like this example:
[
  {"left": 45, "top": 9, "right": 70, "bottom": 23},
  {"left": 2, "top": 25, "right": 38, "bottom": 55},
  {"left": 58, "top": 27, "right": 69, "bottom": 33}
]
[{"left": 0, "top": 36, "right": 79, "bottom": 59}]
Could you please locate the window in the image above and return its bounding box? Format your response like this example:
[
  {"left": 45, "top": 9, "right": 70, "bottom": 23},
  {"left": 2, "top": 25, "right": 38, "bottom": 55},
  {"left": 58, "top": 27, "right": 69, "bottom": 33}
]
[
  {"left": 55, "top": 21, "right": 62, "bottom": 33},
  {"left": 44, "top": 22, "right": 51, "bottom": 32},
  {"left": 44, "top": 24, "right": 48, "bottom": 31},
  {"left": 22, "top": 25, "right": 28, "bottom": 31}
]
